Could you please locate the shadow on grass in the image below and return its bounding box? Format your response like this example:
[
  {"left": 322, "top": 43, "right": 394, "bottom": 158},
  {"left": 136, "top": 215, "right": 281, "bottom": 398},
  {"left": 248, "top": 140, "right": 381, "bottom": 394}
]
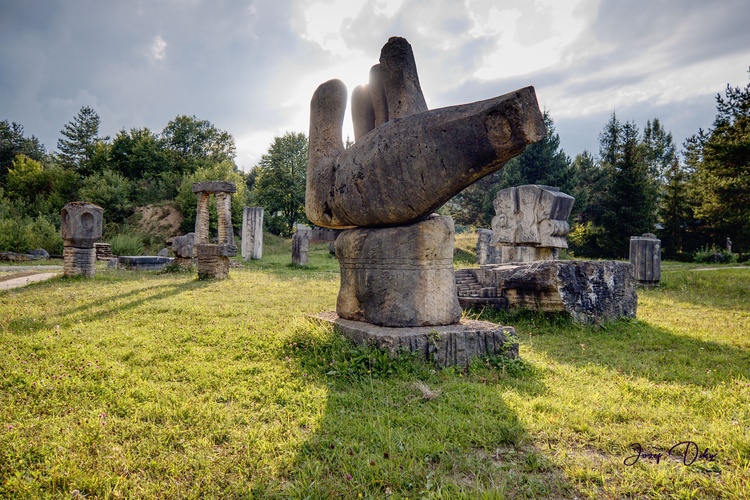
[
  {"left": 5, "top": 272, "right": 212, "bottom": 335},
  {"left": 472, "top": 308, "right": 750, "bottom": 388},
  {"left": 265, "top": 321, "right": 585, "bottom": 499}
]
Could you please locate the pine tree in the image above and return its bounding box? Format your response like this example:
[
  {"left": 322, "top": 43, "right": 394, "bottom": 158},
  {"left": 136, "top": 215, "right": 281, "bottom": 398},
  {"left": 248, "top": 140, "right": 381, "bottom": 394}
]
[
  {"left": 687, "top": 69, "right": 750, "bottom": 249},
  {"left": 56, "top": 106, "right": 107, "bottom": 175}
]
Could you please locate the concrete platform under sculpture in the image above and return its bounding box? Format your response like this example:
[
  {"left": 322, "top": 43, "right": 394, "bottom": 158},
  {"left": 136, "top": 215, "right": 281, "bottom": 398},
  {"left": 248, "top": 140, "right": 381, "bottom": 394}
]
[
  {"left": 456, "top": 260, "right": 637, "bottom": 324},
  {"left": 315, "top": 311, "right": 518, "bottom": 368}
]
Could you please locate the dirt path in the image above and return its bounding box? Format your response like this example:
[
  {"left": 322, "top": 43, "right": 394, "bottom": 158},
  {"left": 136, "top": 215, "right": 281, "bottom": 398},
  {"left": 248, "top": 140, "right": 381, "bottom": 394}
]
[{"left": 0, "top": 272, "right": 37, "bottom": 283}]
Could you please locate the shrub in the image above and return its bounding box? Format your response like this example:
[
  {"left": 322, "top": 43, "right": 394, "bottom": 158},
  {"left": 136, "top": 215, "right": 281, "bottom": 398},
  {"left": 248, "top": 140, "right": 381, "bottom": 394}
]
[
  {"left": 27, "top": 216, "right": 63, "bottom": 255},
  {"left": 0, "top": 217, "right": 30, "bottom": 253},
  {"left": 108, "top": 232, "right": 144, "bottom": 256},
  {"left": 693, "top": 244, "right": 738, "bottom": 264}
]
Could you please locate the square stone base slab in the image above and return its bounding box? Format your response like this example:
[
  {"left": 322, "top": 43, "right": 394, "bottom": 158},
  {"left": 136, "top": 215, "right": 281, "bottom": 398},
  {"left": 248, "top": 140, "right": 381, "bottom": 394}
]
[{"left": 313, "top": 311, "right": 518, "bottom": 368}]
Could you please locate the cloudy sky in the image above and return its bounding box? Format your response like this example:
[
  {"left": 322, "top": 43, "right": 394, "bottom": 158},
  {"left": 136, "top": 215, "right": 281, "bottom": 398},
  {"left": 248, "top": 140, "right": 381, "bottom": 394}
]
[{"left": 2, "top": 0, "right": 749, "bottom": 171}]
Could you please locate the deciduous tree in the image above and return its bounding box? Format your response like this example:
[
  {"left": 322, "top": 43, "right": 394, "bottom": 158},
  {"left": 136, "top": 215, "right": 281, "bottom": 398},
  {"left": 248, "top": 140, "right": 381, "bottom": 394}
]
[{"left": 250, "top": 132, "right": 308, "bottom": 236}]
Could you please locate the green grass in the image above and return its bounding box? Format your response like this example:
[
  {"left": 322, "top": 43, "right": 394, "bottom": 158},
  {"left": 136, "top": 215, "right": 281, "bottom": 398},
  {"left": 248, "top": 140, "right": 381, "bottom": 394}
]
[{"left": 1, "top": 241, "right": 749, "bottom": 498}]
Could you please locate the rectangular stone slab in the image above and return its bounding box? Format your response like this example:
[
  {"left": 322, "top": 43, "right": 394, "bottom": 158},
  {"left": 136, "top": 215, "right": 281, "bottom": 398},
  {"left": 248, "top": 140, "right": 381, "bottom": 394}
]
[{"left": 313, "top": 311, "right": 519, "bottom": 368}]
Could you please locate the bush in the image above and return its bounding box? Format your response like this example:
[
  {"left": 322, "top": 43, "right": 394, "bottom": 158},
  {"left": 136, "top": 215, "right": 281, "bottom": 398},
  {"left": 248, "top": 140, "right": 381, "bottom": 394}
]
[
  {"left": 27, "top": 216, "right": 63, "bottom": 255},
  {"left": 567, "top": 221, "right": 607, "bottom": 258},
  {"left": 693, "top": 244, "right": 738, "bottom": 264},
  {"left": 0, "top": 217, "right": 30, "bottom": 253},
  {"left": 108, "top": 232, "right": 144, "bottom": 256}
]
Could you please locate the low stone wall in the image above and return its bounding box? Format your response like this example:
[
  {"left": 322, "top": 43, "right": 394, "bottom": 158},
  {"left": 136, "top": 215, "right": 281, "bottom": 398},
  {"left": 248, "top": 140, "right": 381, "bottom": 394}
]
[{"left": 457, "top": 260, "right": 637, "bottom": 324}]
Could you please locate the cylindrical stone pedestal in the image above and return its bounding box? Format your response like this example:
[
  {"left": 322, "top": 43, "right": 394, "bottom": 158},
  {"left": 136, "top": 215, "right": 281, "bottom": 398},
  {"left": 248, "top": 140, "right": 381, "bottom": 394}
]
[
  {"left": 630, "top": 233, "right": 661, "bottom": 286},
  {"left": 241, "top": 207, "right": 264, "bottom": 260},
  {"left": 335, "top": 214, "right": 461, "bottom": 327},
  {"left": 63, "top": 245, "right": 97, "bottom": 277}
]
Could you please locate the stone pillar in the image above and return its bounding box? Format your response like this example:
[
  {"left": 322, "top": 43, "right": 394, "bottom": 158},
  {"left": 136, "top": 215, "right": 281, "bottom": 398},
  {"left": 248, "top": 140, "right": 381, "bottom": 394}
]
[
  {"left": 292, "top": 230, "right": 310, "bottom": 266},
  {"left": 241, "top": 207, "right": 264, "bottom": 260},
  {"left": 191, "top": 181, "right": 237, "bottom": 279},
  {"left": 630, "top": 233, "right": 661, "bottom": 286},
  {"left": 61, "top": 202, "right": 103, "bottom": 277},
  {"left": 195, "top": 192, "right": 210, "bottom": 245},
  {"left": 335, "top": 214, "right": 461, "bottom": 327}
]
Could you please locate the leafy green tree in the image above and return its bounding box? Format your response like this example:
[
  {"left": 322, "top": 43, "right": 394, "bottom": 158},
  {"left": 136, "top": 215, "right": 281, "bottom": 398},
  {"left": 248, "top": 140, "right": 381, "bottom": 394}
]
[
  {"left": 110, "top": 128, "right": 169, "bottom": 180},
  {"left": 56, "top": 106, "right": 108, "bottom": 175},
  {"left": 78, "top": 169, "right": 134, "bottom": 224},
  {"left": 250, "top": 132, "right": 309, "bottom": 236},
  {"left": 1, "top": 120, "right": 47, "bottom": 185},
  {"left": 3, "top": 154, "right": 78, "bottom": 219},
  {"left": 161, "top": 116, "right": 236, "bottom": 176},
  {"left": 6, "top": 154, "right": 49, "bottom": 201},
  {"left": 110, "top": 128, "right": 176, "bottom": 204},
  {"left": 686, "top": 69, "right": 750, "bottom": 250}
]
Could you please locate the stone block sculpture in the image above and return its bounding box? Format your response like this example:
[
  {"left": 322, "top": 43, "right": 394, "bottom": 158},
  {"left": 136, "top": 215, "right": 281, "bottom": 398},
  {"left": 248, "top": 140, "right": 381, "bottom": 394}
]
[
  {"left": 457, "top": 185, "right": 637, "bottom": 324},
  {"left": 192, "top": 181, "right": 236, "bottom": 279},
  {"left": 308, "top": 37, "right": 545, "bottom": 365},
  {"left": 630, "top": 233, "right": 661, "bottom": 286},
  {"left": 61, "top": 202, "right": 103, "bottom": 277},
  {"left": 241, "top": 207, "right": 263, "bottom": 260},
  {"left": 490, "top": 185, "right": 574, "bottom": 263}
]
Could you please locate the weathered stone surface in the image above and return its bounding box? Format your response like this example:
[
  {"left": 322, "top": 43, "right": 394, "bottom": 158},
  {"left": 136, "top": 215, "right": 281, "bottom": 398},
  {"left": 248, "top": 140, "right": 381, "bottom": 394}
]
[
  {"left": 336, "top": 215, "right": 461, "bottom": 327},
  {"left": 315, "top": 311, "right": 519, "bottom": 368},
  {"left": 476, "top": 229, "right": 500, "bottom": 265},
  {"left": 191, "top": 181, "right": 237, "bottom": 194},
  {"left": 117, "top": 256, "right": 174, "bottom": 271},
  {"left": 306, "top": 37, "right": 545, "bottom": 229},
  {"left": 61, "top": 202, "right": 103, "bottom": 248},
  {"left": 171, "top": 233, "right": 195, "bottom": 259},
  {"left": 63, "top": 245, "right": 96, "bottom": 277},
  {"left": 195, "top": 244, "right": 231, "bottom": 279},
  {"left": 630, "top": 234, "right": 661, "bottom": 286},
  {"left": 0, "top": 252, "right": 34, "bottom": 262},
  {"left": 458, "top": 260, "right": 637, "bottom": 324},
  {"left": 27, "top": 249, "right": 50, "bottom": 260},
  {"left": 490, "top": 185, "right": 574, "bottom": 263},
  {"left": 94, "top": 243, "right": 114, "bottom": 261},
  {"left": 241, "top": 207, "right": 264, "bottom": 260},
  {"left": 292, "top": 230, "right": 310, "bottom": 266}
]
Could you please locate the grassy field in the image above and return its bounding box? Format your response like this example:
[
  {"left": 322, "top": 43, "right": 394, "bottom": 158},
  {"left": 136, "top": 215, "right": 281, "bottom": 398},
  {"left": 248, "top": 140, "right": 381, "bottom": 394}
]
[{"left": 1, "top": 236, "right": 749, "bottom": 498}]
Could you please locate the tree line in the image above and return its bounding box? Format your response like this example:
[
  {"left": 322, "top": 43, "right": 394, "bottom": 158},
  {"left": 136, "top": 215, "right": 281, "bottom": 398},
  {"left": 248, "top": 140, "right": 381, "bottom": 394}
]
[
  {"left": 1, "top": 69, "right": 748, "bottom": 259},
  {"left": 0, "top": 108, "right": 308, "bottom": 254}
]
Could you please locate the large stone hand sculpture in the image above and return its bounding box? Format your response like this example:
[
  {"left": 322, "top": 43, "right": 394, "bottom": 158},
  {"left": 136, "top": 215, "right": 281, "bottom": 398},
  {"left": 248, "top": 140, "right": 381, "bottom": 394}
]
[{"left": 306, "top": 36, "right": 546, "bottom": 229}]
